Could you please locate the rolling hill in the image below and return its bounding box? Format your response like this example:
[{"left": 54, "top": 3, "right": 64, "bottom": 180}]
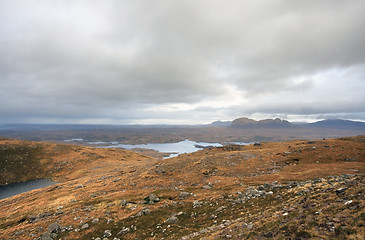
[{"left": 0, "top": 135, "right": 364, "bottom": 239}]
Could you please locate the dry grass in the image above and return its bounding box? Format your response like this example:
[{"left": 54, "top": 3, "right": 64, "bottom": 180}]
[{"left": 0, "top": 135, "right": 364, "bottom": 239}]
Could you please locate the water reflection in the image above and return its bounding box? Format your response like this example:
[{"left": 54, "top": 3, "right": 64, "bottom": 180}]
[{"left": 0, "top": 179, "right": 56, "bottom": 200}]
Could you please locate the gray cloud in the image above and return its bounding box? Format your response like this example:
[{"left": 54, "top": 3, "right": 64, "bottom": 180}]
[{"left": 1, "top": 0, "right": 365, "bottom": 124}]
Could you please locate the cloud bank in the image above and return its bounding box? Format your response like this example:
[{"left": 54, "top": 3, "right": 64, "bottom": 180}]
[{"left": 1, "top": 0, "right": 365, "bottom": 124}]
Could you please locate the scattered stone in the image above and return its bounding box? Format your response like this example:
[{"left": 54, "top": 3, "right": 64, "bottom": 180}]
[
  {"left": 28, "top": 215, "right": 38, "bottom": 223},
  {"left": 216, "top": 206, "right": 226, "bottom": 212},
  {"left": 166, "top": 215, "right": 178, "bottom": 224},
  {"left": 193, "top": 201, "right": 202, "bottom": 208},
  {"left": 177, "top": 211, "right": 185, "bottom": 216},
  {"left": 148, "top": 193, "right": 160, "bottom": 204},
  {"left": 48, "top": 223, "right": 61, "bottom": 233},
  {"left": 117, "top": 227, "right": 130, "bottom": 235},
  {"left": 179, "top": 192, "right": 190, "bottom": 199},
  {"left": 41, "top": 232, "right": 53, "bottom": 240},
  {"left": 92, "top": 218, "right": 100, "bottom": 224},
  {"left": 104, "top": 230, "right": 112, "bottom": 237},
  {"left": 136, "top": 208, "right": 151, "bottom": 217},
  {"left": 63, "top": 225, "right": 74, "bottom": 232},
  {"left": 81, "top": 223, "right": 89, "bottom": 230},
  {"left": 202, "top": 185, "right": 212, "bottom": 189},
  {"left": 14, "top": 230, "right": 24, "bottom": 236},
  {"left": 120, "top": 199, "right": 128, "bottom": 206},
  {"left": 38, "top": 212, "right": 51, "bottom": 219},
  {"left": 335, "top": 187, "right": 348, "bottom": 194}
]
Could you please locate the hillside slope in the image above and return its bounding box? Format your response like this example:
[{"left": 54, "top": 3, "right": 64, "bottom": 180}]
[
  {"left": 0, "top": 136, "right": 364, "bottom": 239},
  {"left": 0, "top": 138, "right": 153, "bottom": 185}
]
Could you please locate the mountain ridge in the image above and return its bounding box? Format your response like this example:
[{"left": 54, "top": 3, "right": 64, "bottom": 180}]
[{"left": 230, "top": 117, "right": 292, "bottom": 128}]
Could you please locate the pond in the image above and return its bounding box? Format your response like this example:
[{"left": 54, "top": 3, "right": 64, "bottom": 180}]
[
  {"left": 0, "top": 179, "right": 57, "bottom": 200},
  {"left": 86, "top": 139, "right": 251, "bottom": 158}
]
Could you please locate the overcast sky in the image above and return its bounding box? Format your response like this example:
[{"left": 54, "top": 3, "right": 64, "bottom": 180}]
[{"left": 1, "top": 0, "right": 365, "bottom": 124}]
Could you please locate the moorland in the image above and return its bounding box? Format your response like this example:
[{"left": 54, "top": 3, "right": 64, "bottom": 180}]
[{"left": 1, "top": 118, "right": 365, "bottom": 239}]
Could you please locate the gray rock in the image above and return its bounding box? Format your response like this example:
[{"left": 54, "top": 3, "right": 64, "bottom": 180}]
[
  {"left": 38, "top": 212, "right": 51, "bottom": 218},
  {"left": 104, "top": 230, "right": 112, "bottom": 237},
  {"left": 335, "top": 187, "right": 348, "bottom": 194},
  {"left": 117, "top": 227, "right": 130, "bottom": 235},
  {"left": 14, "top": 230, "right": 24, "bottom": 236},
  {"left": 120, "top": 199, "right": 128, "bottom": 206},
  {"left": 48, "top": 223, "right": 61, "bottom": 233},
  {"left": 28, "top": 215, "right": 37, "bottom": 223},
  {"left": 136, "top": 208, "right": 151, "bottom": 217},
  {"left": 81, "top": 223, "right": 89, "bottom": 230},
  {"left": 215, "top": 206, "right": 226, "bottom": 212},
  {"left": 41, "top": 232, "right": 53, "bottom": 240},
  {"left": 166, "top": 215, "right": 178, "bottom": 224},
  {"left": 63, "top": 225, "right": 74, "bottom": 231},
  {"left": 149, "top": 193, "right": 160, "bottom": 204},
  {"left": 193, "top": 201, "right": 202, "bottom": 208},
  {"left": 92, "top": 218, "right": 100, "bottom": 224},
  {"left": 179, "top": 192, "right": 190, "bottom": 199}
]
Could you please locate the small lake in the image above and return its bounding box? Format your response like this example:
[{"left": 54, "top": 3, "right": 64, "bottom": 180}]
[
  {"left": 85, "top": 139, "right": 251, "bottom": 158},
  {"left": 95, "top": 139, "right": 223, "bottom": 158},
  {"left": 0, "top": 179, "right": 57, "bottom": 200}
]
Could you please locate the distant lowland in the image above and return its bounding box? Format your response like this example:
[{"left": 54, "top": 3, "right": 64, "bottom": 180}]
[{"left": 0, "top": 117, "right": 364, "bottom": 145}]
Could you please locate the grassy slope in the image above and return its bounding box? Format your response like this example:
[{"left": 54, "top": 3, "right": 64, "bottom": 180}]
[{"left": 0, "top": 136, "right": 364, "bottom": 239}]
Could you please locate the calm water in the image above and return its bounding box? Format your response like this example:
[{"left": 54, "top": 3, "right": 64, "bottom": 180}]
[
  {"left": 64, "top": 138, "right": 252, "bottom": 158},
  {"left": 84, "top": 139, "right": 224, "bottom": 158},
  {"left": 97, "top": 139, "right": 223, "bottom": 158},
  {"left": 0, "top": 179, "right": 57, "bottom": 200}
]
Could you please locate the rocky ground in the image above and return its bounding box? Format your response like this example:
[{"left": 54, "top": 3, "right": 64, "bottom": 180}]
[{"left": 0, "top": 136, "right": 364, "bottom": 239}]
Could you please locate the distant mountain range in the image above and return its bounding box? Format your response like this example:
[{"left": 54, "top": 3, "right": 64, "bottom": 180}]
[
  {"left": 210, "top": 120, "right": 232, "bottom": 127},
  {"left": 210, "top": 117, "right": 365, "bottom": 130},
  {"left": 306, "top": 119, "right": 365, "bottom": 130},
  {"left": 230, "top": 117, "right": 292, "bottom": 128}
]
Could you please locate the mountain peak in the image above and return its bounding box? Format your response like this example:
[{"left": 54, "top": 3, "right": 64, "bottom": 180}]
[{"left": 231, "top": 117, "right": 292, "bottom": 128}]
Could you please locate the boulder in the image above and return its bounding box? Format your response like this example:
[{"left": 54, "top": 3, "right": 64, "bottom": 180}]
[{"left": 166, "top": 215, "right": 178, "bottom": 224}]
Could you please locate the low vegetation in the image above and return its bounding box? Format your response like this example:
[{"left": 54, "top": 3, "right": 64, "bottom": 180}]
[{"left": 0, "top": 136, "right": 364, "bottom": 239}]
